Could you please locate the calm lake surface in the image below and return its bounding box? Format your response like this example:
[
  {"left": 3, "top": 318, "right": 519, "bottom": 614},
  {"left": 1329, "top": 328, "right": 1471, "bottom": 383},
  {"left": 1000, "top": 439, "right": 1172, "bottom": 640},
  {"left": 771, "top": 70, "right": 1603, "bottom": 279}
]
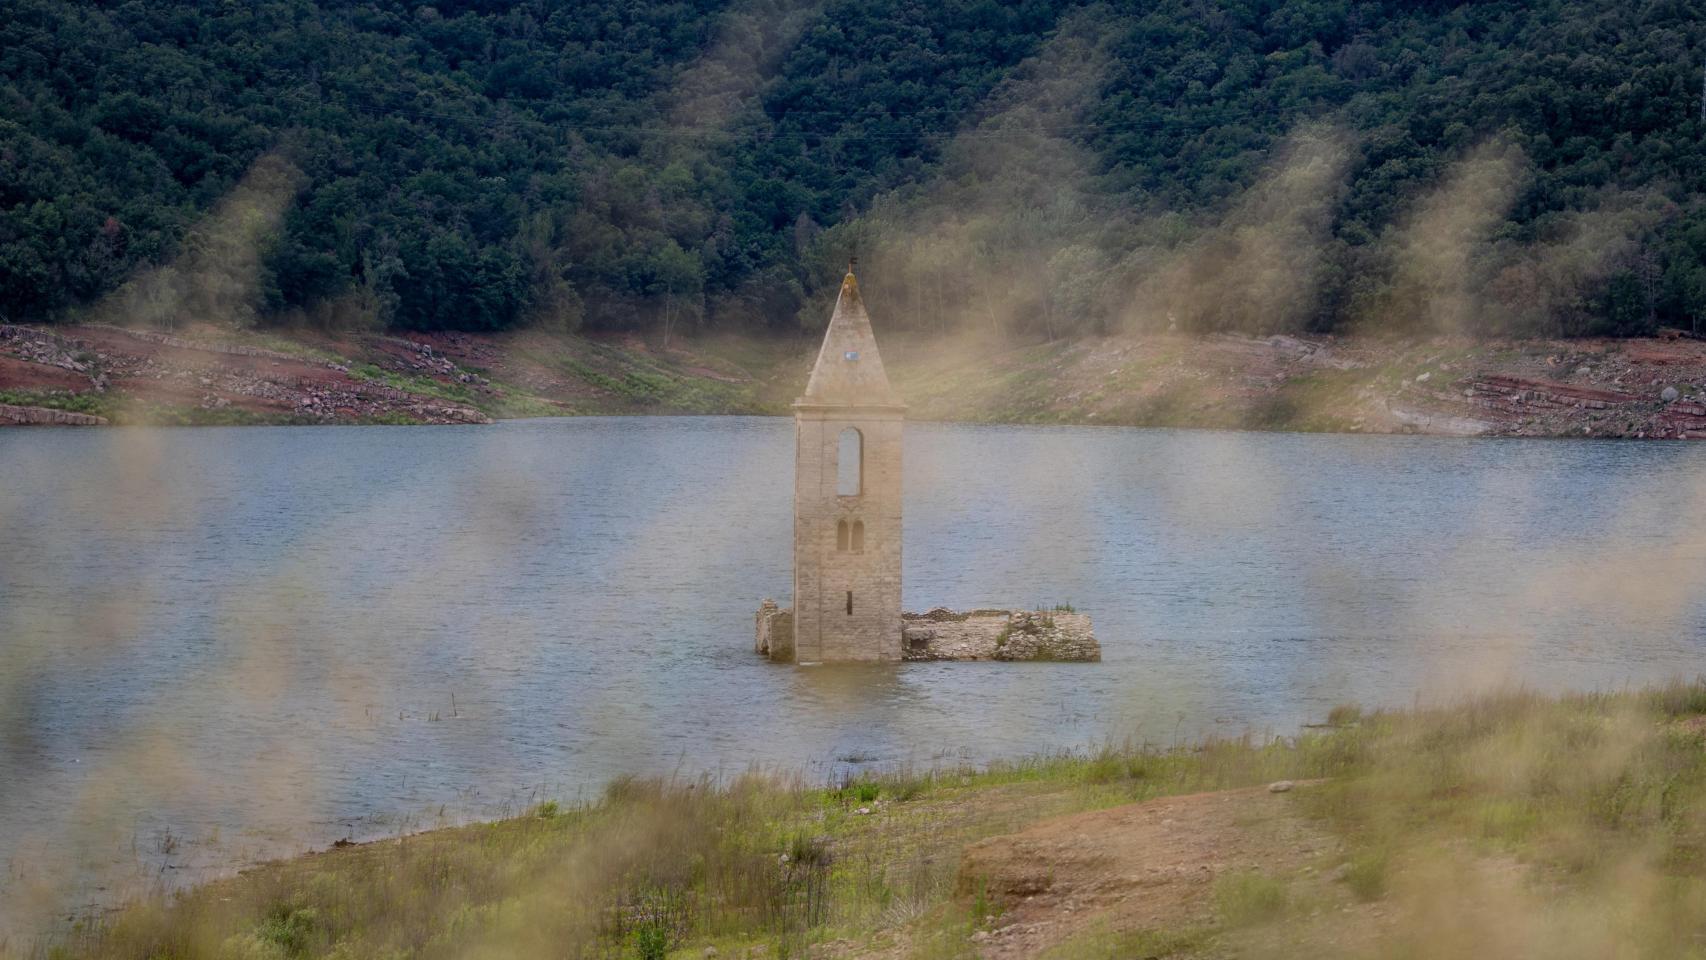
[{"left": 4, "top": 417, "right": 1706, "bottom": 928}]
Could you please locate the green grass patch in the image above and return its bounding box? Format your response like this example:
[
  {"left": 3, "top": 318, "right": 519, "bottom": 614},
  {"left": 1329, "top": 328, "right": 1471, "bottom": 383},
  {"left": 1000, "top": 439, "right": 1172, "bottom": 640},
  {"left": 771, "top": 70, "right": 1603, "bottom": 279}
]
[
  {"left": 1340, "top": 848, "right": 1390, "bottom": 902},
  {"left": 1214, "top": 870, "right": 1289, "bottom": 926},
  {"left": 109, "top": 403, "right": 311, "bottom": 427},
  {"left": 1326, "top": 702, "right": 1363, "bottom": 727},
  {"left": 1037, "top": 923, "right": 1213, "bottom": 960},
  {"left": 0, "top": 389, "right": 112, "bottom": 416},
  {"left": 553, "top": 345, "right": 755, "bottom": 413},
  {"left": 347, "top": 364, "right": 480, "bottom": 408}
]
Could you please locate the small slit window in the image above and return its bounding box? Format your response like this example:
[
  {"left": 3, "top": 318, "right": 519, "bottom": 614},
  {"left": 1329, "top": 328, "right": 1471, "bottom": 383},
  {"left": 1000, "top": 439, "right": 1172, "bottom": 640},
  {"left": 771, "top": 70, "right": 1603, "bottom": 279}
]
[
  {"left": 836, "top": 428, "right": 862, "bottom": 496},
  {"left": 846, "top": 590, "right": 854, "bottom": 615}
]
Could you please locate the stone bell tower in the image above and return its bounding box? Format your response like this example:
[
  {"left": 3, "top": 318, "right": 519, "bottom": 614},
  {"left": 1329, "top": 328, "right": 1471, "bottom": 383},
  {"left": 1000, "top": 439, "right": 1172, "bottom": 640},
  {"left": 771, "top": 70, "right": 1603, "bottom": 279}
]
[{"left": 790, "top": 265, "right": 905, "bottom": 663}]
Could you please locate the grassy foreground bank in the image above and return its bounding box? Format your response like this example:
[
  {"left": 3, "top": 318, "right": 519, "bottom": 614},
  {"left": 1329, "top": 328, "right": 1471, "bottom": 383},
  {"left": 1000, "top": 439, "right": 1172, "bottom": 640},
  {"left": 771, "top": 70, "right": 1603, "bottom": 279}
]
[{"left": 15, "top": 682, "right": 1706, "bottom": 960}]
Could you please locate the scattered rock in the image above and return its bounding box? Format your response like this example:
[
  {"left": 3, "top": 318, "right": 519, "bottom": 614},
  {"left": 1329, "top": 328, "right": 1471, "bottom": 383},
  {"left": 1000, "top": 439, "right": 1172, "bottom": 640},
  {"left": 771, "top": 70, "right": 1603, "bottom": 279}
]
[
  {"left": 1, "top": 323, "right": 499, "bottom": 427},
  {"left": 1268, "top": 780, "right": 1295, "bottom": 794},
  {"left": 1662, "top": 386, "right": 1681, "bottom": 402},
  {"left": 0, "top": 403, "right": 106, "bottom": 426}
]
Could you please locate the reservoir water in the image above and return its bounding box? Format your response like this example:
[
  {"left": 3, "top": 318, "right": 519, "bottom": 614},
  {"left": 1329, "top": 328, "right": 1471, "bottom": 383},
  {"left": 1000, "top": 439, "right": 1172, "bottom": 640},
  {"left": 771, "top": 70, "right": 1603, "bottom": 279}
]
[{"left": 3, "top": 417, "right": 1705, "bottom": 930}]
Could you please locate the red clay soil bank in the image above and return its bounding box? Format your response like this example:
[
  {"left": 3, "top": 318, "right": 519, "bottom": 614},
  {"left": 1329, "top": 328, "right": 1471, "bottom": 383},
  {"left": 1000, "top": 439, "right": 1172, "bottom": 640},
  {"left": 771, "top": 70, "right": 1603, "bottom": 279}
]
[{"left": 0, "top": 323, "right": 489, "bottom": 425}]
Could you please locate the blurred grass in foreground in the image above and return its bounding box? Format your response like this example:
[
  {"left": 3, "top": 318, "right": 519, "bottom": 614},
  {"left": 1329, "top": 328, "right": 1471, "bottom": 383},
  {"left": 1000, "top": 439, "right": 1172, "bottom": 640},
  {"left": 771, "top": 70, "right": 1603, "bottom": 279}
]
[{"left": 13, "top": 680, "right": 1706, "bottom": 960}]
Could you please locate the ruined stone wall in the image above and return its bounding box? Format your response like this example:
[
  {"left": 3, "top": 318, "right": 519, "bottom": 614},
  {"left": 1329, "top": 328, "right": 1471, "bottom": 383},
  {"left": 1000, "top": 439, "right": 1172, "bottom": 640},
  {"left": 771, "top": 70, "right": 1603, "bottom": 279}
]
[
  {"left": 791, "top": 407, "right": 904, "bottom": 662},
  {"left": 755, "top": 604, "right": 1098, "bottom": 663},
  {"left": 901, "top": 610, "right": 1010, "bottom": 659},
  {"left": 754, "top": 600, "right": 794, "bottom": 663},
  {"left": 901, "top": 608, "right": 1100, "bottom": 662}
]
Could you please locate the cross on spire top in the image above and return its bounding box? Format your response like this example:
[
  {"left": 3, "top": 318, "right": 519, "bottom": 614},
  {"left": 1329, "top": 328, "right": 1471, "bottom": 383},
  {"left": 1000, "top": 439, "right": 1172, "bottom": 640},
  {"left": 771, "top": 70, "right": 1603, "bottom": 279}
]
[{"left": 798, "top": 261, "right": 901, "bottom": 408}]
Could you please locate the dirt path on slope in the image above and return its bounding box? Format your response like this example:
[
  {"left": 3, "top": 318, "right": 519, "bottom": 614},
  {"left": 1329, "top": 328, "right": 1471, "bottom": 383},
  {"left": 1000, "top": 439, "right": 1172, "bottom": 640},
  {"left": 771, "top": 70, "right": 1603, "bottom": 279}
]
[{"left": 954, "top": 784, "right": 1386, "bottom": 959}]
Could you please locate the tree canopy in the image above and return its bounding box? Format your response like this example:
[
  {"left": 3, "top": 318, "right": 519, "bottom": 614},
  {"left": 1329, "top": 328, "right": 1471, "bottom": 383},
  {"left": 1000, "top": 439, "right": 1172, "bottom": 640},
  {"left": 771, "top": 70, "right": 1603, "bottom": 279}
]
[{"left": 2, "top": 0, "right": 1704, "bottom": 337}]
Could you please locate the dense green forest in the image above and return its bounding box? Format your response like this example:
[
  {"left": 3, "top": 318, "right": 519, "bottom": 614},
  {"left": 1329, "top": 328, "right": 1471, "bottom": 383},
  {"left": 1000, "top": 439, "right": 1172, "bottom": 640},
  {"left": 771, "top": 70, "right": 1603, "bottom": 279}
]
[{"left": 2, "top": 0, "right": 1704, "bottom": 338}]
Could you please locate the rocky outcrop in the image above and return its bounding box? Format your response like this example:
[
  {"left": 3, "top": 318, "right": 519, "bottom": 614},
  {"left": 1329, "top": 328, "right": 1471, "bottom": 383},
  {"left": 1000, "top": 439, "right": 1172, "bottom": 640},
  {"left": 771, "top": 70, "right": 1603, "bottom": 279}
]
[
  {"left": 1659, "top": 399, "right": 1706, "bottom": 439},
  {"left": 1461, "top": 374, "right": 1637, "bottom": 413},
  {"left": 0, "top": 324, "right": 107, "bottom": 389},
  {"left": 1, "top": 322, "right": 497, "bottom": 426},
  {"left": 1384, "top": 402, "right": 1493, "bottom": 437},
  {"left": 1382, "top": 341, "right": 1706, "bottom": 440},
  {"left": 79, "top": 323, "right": 303, "bottom": 361},
  {"left": 0, "top": 403, "right": 107, "bottom": 426}
]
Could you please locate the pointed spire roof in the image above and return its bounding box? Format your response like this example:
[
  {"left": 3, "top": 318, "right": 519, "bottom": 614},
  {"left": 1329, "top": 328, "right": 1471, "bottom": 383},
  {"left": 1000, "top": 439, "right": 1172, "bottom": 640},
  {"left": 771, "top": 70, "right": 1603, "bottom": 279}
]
[{"left": 798, "top": 268, "right": 904, "bottom": 409}]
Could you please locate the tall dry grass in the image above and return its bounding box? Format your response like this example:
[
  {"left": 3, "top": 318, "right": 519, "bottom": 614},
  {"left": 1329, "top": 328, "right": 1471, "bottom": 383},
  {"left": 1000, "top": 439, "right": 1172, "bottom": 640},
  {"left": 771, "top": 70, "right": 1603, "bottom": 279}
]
[{"left": 13, "top": 681, "right": 1706, "bottom": 959}]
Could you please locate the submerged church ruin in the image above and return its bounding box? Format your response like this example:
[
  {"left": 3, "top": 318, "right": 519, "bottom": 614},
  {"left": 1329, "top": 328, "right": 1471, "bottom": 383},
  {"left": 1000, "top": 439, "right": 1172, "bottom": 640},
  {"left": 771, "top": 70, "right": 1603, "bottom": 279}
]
[{"left": 754, "top": 267, "right": 1099, "bottom": 664}]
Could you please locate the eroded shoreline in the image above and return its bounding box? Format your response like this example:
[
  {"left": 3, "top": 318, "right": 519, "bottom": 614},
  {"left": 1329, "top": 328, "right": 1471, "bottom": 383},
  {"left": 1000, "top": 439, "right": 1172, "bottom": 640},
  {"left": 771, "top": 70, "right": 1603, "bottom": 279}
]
[{"left": 5, "top": 321, "right": 1706, "bottom": 438}]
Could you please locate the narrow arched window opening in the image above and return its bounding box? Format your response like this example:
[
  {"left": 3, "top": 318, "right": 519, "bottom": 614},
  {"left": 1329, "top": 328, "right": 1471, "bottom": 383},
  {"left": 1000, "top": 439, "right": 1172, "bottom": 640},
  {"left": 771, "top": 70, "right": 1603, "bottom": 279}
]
[
  {"left": 836, "top": 427, "right": 862, "bottom": 496},
  {"left": 851, "top": 519, "right": 865, "bottom": 553},
  {"left": 836, "top": 519, "right": 849, "bottom": 551}
]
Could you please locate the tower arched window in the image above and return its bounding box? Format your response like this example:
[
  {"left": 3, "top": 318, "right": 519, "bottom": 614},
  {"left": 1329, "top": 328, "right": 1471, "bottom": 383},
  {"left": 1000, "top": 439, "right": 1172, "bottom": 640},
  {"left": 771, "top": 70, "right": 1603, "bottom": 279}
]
[
  {"left": 851, "top": 519, "right": 865, "bottom": 552},
  {"left": 836, "top": 519, "right": 850, "bottom": 551},
  {"left": 836, "top": 427, "right": 862, "bottom": 496}
]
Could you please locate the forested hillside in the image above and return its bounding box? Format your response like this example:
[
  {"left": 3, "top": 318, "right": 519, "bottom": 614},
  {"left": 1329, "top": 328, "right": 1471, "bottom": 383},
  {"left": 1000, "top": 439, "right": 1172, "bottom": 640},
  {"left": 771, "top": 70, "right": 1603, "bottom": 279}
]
[{"left": 2, "top": 0, "right": 1704, "bottom": 338}]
